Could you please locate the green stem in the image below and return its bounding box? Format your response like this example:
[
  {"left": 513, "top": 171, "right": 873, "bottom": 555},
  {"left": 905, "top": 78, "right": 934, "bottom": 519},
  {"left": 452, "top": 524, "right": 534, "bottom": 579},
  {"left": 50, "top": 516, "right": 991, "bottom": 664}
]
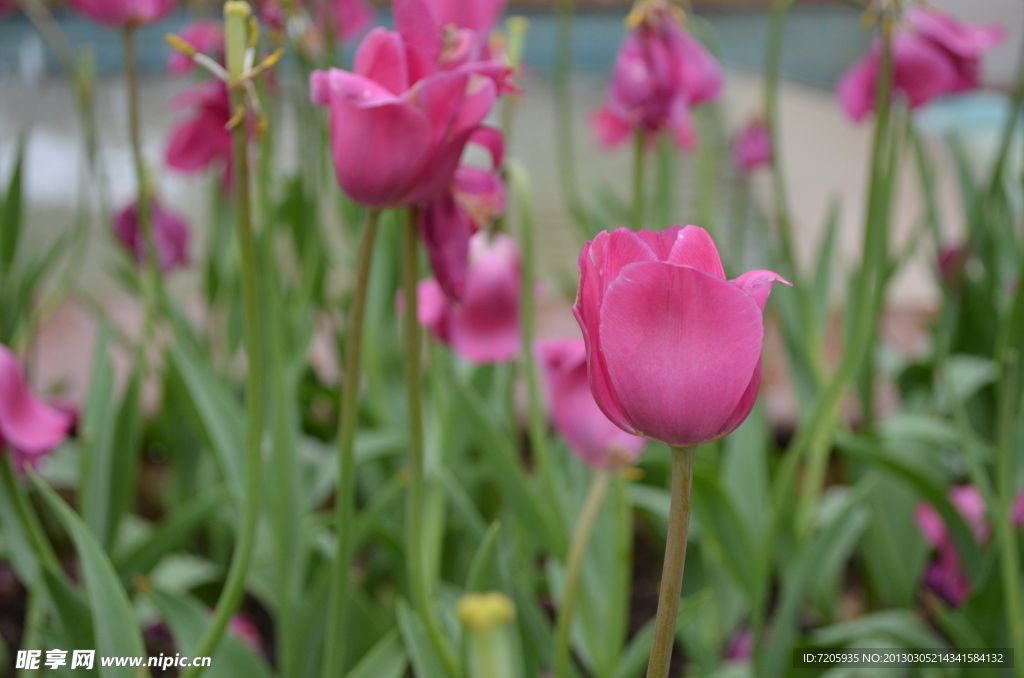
[
  {"left": 554, "top": 471, "right": 612, "bottom": 678},
  {"left": 183, "top": 27, "right": 265, "bottom": 675},
  {"left": 511, "top": 161, "right": 568, "bottom": 554},
  {"left": 645, "top": 447, "right": 696, "bottom": 678},
  {"left": 554, "top": 0, "right": 585, "bottom": 234},
  {"left": 122, "top": 26, "right": 163, "bottom": 369},
  {"left": 632, "top": 130, "right": 646, "bottom": 231},
  {"left": 794, "top": 15, "right": 896, "bottom": 537},
  {"left": 320, "top": 210, "right": 380, "bottom": 678},
  {"left": 403, "top": 209, "right": 462, "bottom": 678},
  {"left": 995, "top": 353, "right": 1024, "bottom": 677}
]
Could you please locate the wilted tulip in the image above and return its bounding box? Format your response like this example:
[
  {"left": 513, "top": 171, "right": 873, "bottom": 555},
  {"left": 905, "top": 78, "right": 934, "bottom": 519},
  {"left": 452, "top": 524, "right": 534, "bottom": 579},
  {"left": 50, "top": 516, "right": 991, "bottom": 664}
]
[
  {"left": 68, "top": 0, "right": 174, "bottom": 27},
  {"left": 113, "top": 198, "right": 191, "bottom": 273},
  {"left": 165, "top": 80, "right": 234, "bottom": 181},
  {"left": 535, "top": 338, "right": 646, "bottom": 469},
  {"left": 0, "top": 344, "right": 73, "bottom": 471},
  {"left": 837, "top": 7, "right": 1002, "bottom": 123},
  {"left": 310, "top": 16, "right": 508, "bottom": 208},
  {"left": 592, "top": 0, "right": 722, "bottom": 149},
  {"left": 733, "top": 119, "right": 771, "bottom": 175},
  {"left": 416, "top": 232, "right": 521, "bottom": 363},
  {"left": 168, "top": 21, "right": 224, "bottom": 76},
  {"left": 573, "top": 226, "right": 787, "bottom": 449}
]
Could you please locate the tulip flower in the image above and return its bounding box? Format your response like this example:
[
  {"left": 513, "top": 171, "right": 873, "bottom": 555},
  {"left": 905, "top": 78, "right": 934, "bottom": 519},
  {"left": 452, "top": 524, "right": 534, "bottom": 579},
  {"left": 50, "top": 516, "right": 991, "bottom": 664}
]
[
  {"left": 915, "top": 485, "right": 989, "bottom": 606},
  {"left": 113, "top": 197, "right": 191, "bottom": 273},
  {"left": 535, "top": 338, "right": 646, "bottom": 469},
  {"left": 573, "top": 225, "right": 788, "bottom": 449},
  {"left": 0, "top": 344, "right": 73, "bottom": 471},
  {"left": 168, "top": 21, "right": 224, "bottom": 76},
  {"left": 309, "top": 0, "right": 513, "bottom": 209},
  {"left": 166, "top": 80, "right": 234, "bottom": 182},
  {"left": 837, "top": 8, "right": 1002, "bottom": 123},
  {"left": 228, "top": 615, "right": 263, "bottom": 653},
  {"left": 416, "top": 232, "right": 521, "bottom": 363},
  {"left": 68, "top": 0, "right": 174, "bottom": 27},
  {"left": 733, "top": 119, "right": 771, "bottom": 175},
  {"left": 592, "top": 0, "right": 722, "bottom": 149}
]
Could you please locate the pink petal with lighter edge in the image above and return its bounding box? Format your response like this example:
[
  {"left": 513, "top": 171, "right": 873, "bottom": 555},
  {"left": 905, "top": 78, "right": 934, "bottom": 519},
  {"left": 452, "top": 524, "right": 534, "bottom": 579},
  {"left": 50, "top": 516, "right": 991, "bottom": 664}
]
[{"left": 598, "top": 262, "right": 763, "bottom": 447}]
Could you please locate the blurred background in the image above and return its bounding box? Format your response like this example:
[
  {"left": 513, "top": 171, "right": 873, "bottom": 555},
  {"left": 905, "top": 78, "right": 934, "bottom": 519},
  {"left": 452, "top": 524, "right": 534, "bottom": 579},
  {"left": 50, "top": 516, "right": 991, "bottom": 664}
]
[{"left": 0, "top": 0, "right": 1022, "bottom": 416}]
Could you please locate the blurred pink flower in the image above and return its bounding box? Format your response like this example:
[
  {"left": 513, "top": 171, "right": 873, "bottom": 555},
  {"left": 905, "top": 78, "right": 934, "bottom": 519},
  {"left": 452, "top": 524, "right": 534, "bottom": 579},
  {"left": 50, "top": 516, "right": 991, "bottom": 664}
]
[
  {"left": 229, "top": 615, "right": 263, "bottom": 653},
  {"left": 592, "top": 0, "right": 722, "bottom": 149},
  {"left": 165, "top": 80, "right": 234, "bottom": 182},
  {"left": 573, "top": 226, "right": 787, "bottom": 449},
  {"left": 416, "top": 233, "right": 521, "bottom": 363},
  {"left": 419, "top": 131, "right": 505, "bottom": 300},
  {"left": 259, "top": 0, "right": 374, "bottom": 44},
  {"left": 309, "top": 0, "right": 510, "bottom": 209},
  {"left": 0, "top": 345, "right": 73, "bottom": 471},
  {"left": 167, "top": 20, "right": 224, "bottom": 76},
  {"left": 0, "top": 0, "right": 17, "bottom": 15},
  {"left": 937, "top": 242, "right": 968, "bottom": 292},
  {"left": 725, "top": 628, "right": 752, "bottom": 661},
  {"left": 68, "top": 0, "right": 174, "bottom": 27},
  {"left": 733, "top": 119, "right": 771, "bottom": 175},
  {"left": 113, "top": 198, "right": 191, "bottom": 273},
  {"left": 837, "top": 8, "right": 1002, "bottom": 123},
  {"left": 535, "top": 338, "right": 645, "bottom": 469}
]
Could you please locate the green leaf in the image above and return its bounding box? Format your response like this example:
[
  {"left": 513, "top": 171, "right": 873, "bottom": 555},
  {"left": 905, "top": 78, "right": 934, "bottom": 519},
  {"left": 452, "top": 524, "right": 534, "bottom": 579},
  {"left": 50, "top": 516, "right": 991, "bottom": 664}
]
[
  {"left": 395, "top": 600, "right": 449, "bottom": 678},
  {"left": 167, "top": 346, "right": 246, "bottom": 504},
  {"left": 345, "top": 630, "right": 408, "bottom": 678},
  {"left": 115, "top": 488, "right": 226, "bottom": 578},
  {"left": 812, "top": 197, "right": 842, "bottom": 327},
  {"left": 149, "top": 590, "right": 273, "bottom": 678},
  {"left": 30, "top": 473, "right": 148, "bottom": 678},
  {"left": 0, "top": 134, "right": 26, "bottom": 280},
  {"left": 758, "top": 479, "right": 873, "bottom": 678},
  {"left": 809, "top": 610, "right": 947, "bottom": 649},
  {"left": 691, "top": 470, "right": 759, "bottom": 603},
  {"left": 466, "top": 522, "right": 502, "bottom": 592}
]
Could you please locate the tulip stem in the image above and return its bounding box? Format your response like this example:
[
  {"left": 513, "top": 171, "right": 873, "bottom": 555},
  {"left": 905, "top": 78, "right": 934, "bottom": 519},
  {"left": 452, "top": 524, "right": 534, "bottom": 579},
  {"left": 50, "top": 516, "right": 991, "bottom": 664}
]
[
  {"left": 645, "top": 446, "right": 695, "bottom": 678},
  {"left": 320, "top": 209, "right": 380, "bottom": 678},
  {"left": 632, "top": 129, "right": 646, "bottom": 231},
  {"left": 184, "top": 7, "right": 264, "bottom": 674},
  {"left": 403, "top": 208, "right": 462, "bottom": 678},
  {"left": 122, "top": 26, "right": 164, "bottom": 374},
  {"left": 554, "top": 0, "right": 587, "bottom": 234},
  {"left": 554, "top": 470, "right": 612, "bottom": 678}
]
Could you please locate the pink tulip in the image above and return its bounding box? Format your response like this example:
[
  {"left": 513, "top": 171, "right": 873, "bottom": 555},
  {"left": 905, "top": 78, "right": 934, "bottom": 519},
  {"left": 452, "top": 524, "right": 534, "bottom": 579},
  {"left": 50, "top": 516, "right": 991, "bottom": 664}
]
[
  {"left": 165, "top": 80, "right": 234, "bottom": 182},
  {"left": 416, "top": 232, "right": 521, "bottom": 363},
  {"left": 419, "top": 133, "right": 505, "bottom": 300},
  {"left": 0, "top": 345, "right": 73, "bottom": 471},
  {"left": 906, "top": 7, "right": 1003, "bottom": 93},
  {"left": 915, "top": 485, "right": 993, "bottom": 607},
  {"left": 592, "top": 0, "right": 722, "bottom": 149},
  {"left": 167, "top": 21, "right": 224, "bottom": 76},
  {"left": 309, "top": 0, "right": 511, "bottom": 208},
  {"left": 424, "top": 0, "right": 504, "bottom": 40},
  {"left": 113, "top": 198, "right": 191, "bottom": 273},
  {"left": 259, "top": 0, "right": 374, "bottom": 43},
  {"left": 725, "top": 628, "right": 752, "bottom": 661},
  {"left": 68, "top": 0, "right": 174, "bottom": 27},
  {"left": 837, "top": 8, "right": 1002, "bottom": 123},
  {"left": 229, "top": 615, "right": 263, "bottom": 653},
  {"left": 573, "top": 226, "right": 788, "bottom": 449},
  {"left": 535, "top": 338, "right": 645, "bottom": 469},
  {"left": 733, "top": 119, "right": 771, "bottom": 175}
]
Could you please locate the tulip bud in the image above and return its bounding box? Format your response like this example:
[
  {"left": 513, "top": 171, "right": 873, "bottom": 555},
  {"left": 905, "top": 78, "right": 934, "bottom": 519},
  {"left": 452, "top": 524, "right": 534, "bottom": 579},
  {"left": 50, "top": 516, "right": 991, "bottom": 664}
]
[{"left": 457, "top": 593, "right": 521, "bottom": 678}]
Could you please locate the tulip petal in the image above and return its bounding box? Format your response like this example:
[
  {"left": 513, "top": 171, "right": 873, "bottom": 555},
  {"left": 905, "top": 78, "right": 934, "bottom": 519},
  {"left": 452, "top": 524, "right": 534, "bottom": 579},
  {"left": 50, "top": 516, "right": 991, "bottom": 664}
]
[
  {"left": 448, "top": 234, "right": 521, "bottom": 363},
  {"left": 635, "top": 225, "right": 683, "bottom": 260},
  {"left": 416, "top": 278, "right": 452, "bottom": 342},
  {"left": 666, "top": 225, "right": 726, "bottom": 278},
  {"left": 599, "top": 262, "right": 763, "bottom": 447},
  {"left": 419, "top": 192, "right": 473, "bottom": 299},
  {"left": 354, "top": 28, "right": 410, "bottom": 95},
  {"left": 714, "top": 358, "right": 761, "bottom": 440},
  {"left": 591, "top": 107, "right": 633, "bottom": 148},
  {"left": 837, "top": 51, "right": 878, "bottom": 123},
  {"left": 0, "top": 346, "right": 71, "bottom": 457},
  {"left": 732, "top": 269, "right": 791, "bottom": 309}
]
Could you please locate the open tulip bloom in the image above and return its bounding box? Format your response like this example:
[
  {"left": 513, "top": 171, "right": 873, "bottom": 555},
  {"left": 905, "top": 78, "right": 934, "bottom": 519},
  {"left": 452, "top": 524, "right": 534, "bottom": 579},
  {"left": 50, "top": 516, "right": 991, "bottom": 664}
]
[
  {"left": 113, "top": 197, "right": 192, "bottom": 273},
  {"left": 573, "top": 225, "right": 787, "bottom": 677},
  {"left": 574, "top": 225, "right": 788, "bottom": 449},
  {"left": 310, "top": 0, "right": 512, "bottom": 209},
  {"left": 837, "top": 6, "right": 1002, "bottom": 123}
]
